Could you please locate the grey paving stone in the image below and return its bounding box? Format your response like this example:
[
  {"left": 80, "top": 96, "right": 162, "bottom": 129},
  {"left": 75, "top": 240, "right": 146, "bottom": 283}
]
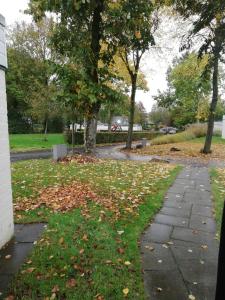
[
  {"left": 141, "top": 243, "right": 176, "bottom": 271},
  {"left": 0, "top": 223, "right": 46, "bottom": 296},
  {"left": 168, "top": 185, "right": 190, "bottom": 194},
  {"left": 171, "top": 227, "right": 216, "bottom": 244},
  {"left": 192, "top": 204, "right": 213, "bottom": 217},
  {"left": 15, "top": 223, "right": 46, "bottom": 243},
  {"left": 144, "top": 269, "right": 189, "bottom": 300},
  {"left": 141, "top": 166, "right": 219, "bottom": 300},
  {"left": 175, "top": 179, "right": 195, "bottom": 186},
  {"left": 160, "top": 206, "right": 191, "bottom": 218},
  {"left": 185, "top": 281, "right": 216, "bottom": 300},
  {"left": 141, "top": 223, "right": 173, "bottom": 243},
  {"left": 189, "top": 214, "right": 216, "bottom": 233},
  {"left": 154, "top": 214, "right": 189, "bottom": 227},
  {"left": 164, "top": 200, "right": 192, "bottom": 210},
  {"left": 178, "top": 258, "right": 217, "bottom": 286},
  {"left": 0, "top": 242, "right": 33, "bottom": 274},
  {"left": 183, "top": 193, "right": 212, "bottom": 206}
]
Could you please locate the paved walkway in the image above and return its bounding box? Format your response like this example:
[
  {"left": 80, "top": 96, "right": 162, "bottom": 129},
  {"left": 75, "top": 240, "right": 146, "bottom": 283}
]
[
  {"left": 141, "top": 166, "right": 219, "bottom": 300},
  {"left": 0, "top": 223, "right": 46, "bottom": 298}
]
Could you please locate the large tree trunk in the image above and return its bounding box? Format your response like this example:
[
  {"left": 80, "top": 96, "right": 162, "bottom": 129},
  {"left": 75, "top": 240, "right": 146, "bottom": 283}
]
[
  {"left": 126, "top": 77, "right": 137, "bottom": 149},
  {"left": 84, "top": 0, "right": 104, "bottom": 152},
  {"left": 84, "top": 114, "right": 98, "bottom": 152},
  {"left": 202, "top": 54, "right": 219, "bottom": 154}
]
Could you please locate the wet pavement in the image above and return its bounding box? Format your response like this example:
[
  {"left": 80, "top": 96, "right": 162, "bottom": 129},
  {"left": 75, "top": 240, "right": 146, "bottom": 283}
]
[
  {"left": 10, "top": 143, "right": 225, "bottom": 168},
  {"left": 0, "top": 223, "right": 46, "bottom": 298},
  {"left": 141, "top": 166, "right": 219, "bottom": 300}
]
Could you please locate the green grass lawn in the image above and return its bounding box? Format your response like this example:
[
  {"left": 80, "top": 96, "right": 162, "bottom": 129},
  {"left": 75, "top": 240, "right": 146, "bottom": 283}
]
[
  {"left": 7, "top": 159, "right": 180, "bottom": 299},
  {"left": 192, "top": 136, "right": 225, "bottom": 144},
  {"left": 211, "top": 168, "right": 225, "bottom": 233},
  {"left": 10, "top": 134, "right": 65, "bottom": 152}
]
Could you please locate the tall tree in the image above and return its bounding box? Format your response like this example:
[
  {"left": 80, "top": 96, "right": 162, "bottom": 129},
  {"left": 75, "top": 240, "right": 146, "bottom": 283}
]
[
  {"left": 27, "top": 0, "right": 125, "bottom": 152},
  {"left": 111, "top": 0, "right": 158, "bottom": 148},
  {"left": 7, "top": 19, "right": 59, "bottom": 137},
  {"left": 155, "top": 53, "right": 212, "bottom": 127},
  {"left": 171, "top": 0, "right": 225, "bottom": 153}
]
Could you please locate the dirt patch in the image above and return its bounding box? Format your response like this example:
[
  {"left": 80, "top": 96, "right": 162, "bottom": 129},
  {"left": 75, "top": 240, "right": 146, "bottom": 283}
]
[{"left": 132, "top": 142, "right": 225, "bottom": 161}]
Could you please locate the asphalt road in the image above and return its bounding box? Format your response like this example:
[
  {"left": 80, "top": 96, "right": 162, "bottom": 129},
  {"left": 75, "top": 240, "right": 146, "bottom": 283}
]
[{"left": 10, "top": 149, "right": 53, "bottom": 162}]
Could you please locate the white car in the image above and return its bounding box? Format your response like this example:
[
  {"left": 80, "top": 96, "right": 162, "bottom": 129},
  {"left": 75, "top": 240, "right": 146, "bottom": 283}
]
[{"left": 160, "top": 127, "right": 177, "bottom": 134}]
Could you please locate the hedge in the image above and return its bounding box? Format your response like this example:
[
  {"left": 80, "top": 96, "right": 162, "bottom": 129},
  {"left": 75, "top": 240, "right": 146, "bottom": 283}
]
[{"left": 64, "top": 130, "right": 162, "bottom": 145}]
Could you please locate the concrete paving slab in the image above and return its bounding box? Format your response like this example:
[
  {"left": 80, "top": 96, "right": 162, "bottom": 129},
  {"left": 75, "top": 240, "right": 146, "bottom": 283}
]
[
  {"left": 0, "top": 223, "right": 46, "bottom": 296},
  {"left": 141, "top": 223, "right": 173, "bottom": 243},
  {"left": 160, "top": 206, "right": 191, "bottom": 218},
  {"left": 154, "top": 214, "right": 189, "bottom": 227},
  {"left": 189, "top": 214, "right": 216, "bottom": 233},
  {"left": 143, "top": 269, "right": 189, "bottom": 300},
  {"left": 171, "top": 227, "right": 216, "bottom": 244},
  {"left": 192, "top": 204, "right": 213, "bottom": 217},
  {"left": 141, "top": 166, "right": 219, "bottom": 300},
  {"left": 141, "top": 243, "right": 176, "bottom": 271}
]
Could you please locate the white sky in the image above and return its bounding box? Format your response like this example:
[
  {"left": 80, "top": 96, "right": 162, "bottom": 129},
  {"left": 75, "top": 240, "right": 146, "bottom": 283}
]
[{"left": 1, "top": 1, "right": 183, "bottom": 112}]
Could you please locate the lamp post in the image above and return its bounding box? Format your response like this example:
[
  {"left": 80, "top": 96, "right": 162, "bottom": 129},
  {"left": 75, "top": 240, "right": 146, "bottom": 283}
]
[{"left": 0, "top": 14, "right": 14, "bottom": 249}]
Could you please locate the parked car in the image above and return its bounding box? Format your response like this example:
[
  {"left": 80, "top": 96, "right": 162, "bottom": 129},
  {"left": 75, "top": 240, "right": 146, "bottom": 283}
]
[{"left": 159, "top": 127, "right": 177, "bottom": 134}]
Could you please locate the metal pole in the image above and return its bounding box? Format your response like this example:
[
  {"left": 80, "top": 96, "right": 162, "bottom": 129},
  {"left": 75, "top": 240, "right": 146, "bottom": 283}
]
[{"left": 215, "top": 201, "right": 225, "bottom": 299}]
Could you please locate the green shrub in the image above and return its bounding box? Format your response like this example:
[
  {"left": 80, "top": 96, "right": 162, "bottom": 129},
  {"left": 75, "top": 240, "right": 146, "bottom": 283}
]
[
  {"left": 214, "top": 129, "right": 222, "bottom": 137},
  {"left": 151, "top": 124, "right": 207, "bottom": 145},
  {"left": 64, "top": 130, "right": 161, "bottom": 145}
]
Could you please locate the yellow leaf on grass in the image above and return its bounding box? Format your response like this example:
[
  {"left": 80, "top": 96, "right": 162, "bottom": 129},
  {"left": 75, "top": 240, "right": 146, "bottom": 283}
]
[{"left": 123, "top": 288, "right": 129, "bottom": 296}]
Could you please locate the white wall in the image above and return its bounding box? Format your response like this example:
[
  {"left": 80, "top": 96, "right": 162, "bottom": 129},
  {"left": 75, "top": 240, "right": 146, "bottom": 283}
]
[
  {"left": 0, "top": 14, "right": 14, "bottom": 249},
  {"left": 222, "top": 116, "right": 225, "bottom": 139}
]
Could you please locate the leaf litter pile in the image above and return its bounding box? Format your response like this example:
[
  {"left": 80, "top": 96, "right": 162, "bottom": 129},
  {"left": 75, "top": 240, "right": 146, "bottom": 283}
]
[
  {"left": 13, "top": 159, "right": 175, "bottom": 219},
  {"left": 132, "top": 141, "right": 225, "bottom": 161},
  {"left": 10, "top": 159, "right": 179, "bottom": 299},
  {"left": 14, "top": 181, "right": 105, "bottom": 212},
  {"left": 58, "top": 154, "right": 100, "bottom": 164}
]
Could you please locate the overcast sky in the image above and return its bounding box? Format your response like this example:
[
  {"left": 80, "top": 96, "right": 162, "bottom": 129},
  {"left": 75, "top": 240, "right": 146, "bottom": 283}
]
[{"left": 1, "top": 1, "right": 183, "bottom": 112}]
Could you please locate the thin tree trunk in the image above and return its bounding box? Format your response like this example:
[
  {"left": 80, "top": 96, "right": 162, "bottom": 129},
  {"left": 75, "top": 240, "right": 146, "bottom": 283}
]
[
  {"left": 71, "top": 122, "right": 75, "bottom": 155},
  {"left": 108, "top": 109, "right": 113, "bottom": 132},
  {"left": 43, "top": 118, "right": 48, "bottom": 141},
  {"left": 126, "top": 77, "right": 137, "bottom": 149},
  {"left": 202, "top": 54, "right": 219, "bottom": 154}
]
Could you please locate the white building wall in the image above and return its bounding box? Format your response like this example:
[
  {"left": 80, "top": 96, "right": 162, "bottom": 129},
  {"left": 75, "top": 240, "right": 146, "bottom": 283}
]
[
  {"left": 222, "top": 116, "right": 225, "bottom": 139},
  {"left": 0, "top": 14, "right": 14, "bottom": 249}
]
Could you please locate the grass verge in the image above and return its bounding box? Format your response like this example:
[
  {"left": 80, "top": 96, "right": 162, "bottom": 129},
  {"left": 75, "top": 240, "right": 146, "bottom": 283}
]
[
  {"left": 210, "top": 168, "right": 225, "bottom": 233},
  {"left": 10, "top": 134, "right": 65, "bottom": 152},
  {"left": 8, "top": 159, "right": 181, "bottom": 299},
  {"left": 151, "top": 124, "right": 207, "bottom": 145}
]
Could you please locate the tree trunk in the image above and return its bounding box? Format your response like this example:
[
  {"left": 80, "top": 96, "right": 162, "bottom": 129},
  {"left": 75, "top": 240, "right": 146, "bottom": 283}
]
[
  {"left": 126, "top": 77, "right": 137, "bottom": 149},
  {"left": 84, "top": 110, "right": 98, "bottom": 153},
  {"left": 84, "top": 0, "right": 104, "bottom": 152},
  {"left": 108, "top": 109, "right": 113, "bottom": 132},
  {"left": 43, "top": 118, "right": 48, "bottom": 141},
  {"left": 202, "top": 54, "right": 219, "bottom": 154},
  {"left": 71, "top": 122, "right": 75, "bottom": 155}
]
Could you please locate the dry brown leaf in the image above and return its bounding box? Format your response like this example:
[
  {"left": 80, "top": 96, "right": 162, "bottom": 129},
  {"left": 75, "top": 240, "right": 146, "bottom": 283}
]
[{"left": 66, "top": 278, "right": 77, "bottom": 288}]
